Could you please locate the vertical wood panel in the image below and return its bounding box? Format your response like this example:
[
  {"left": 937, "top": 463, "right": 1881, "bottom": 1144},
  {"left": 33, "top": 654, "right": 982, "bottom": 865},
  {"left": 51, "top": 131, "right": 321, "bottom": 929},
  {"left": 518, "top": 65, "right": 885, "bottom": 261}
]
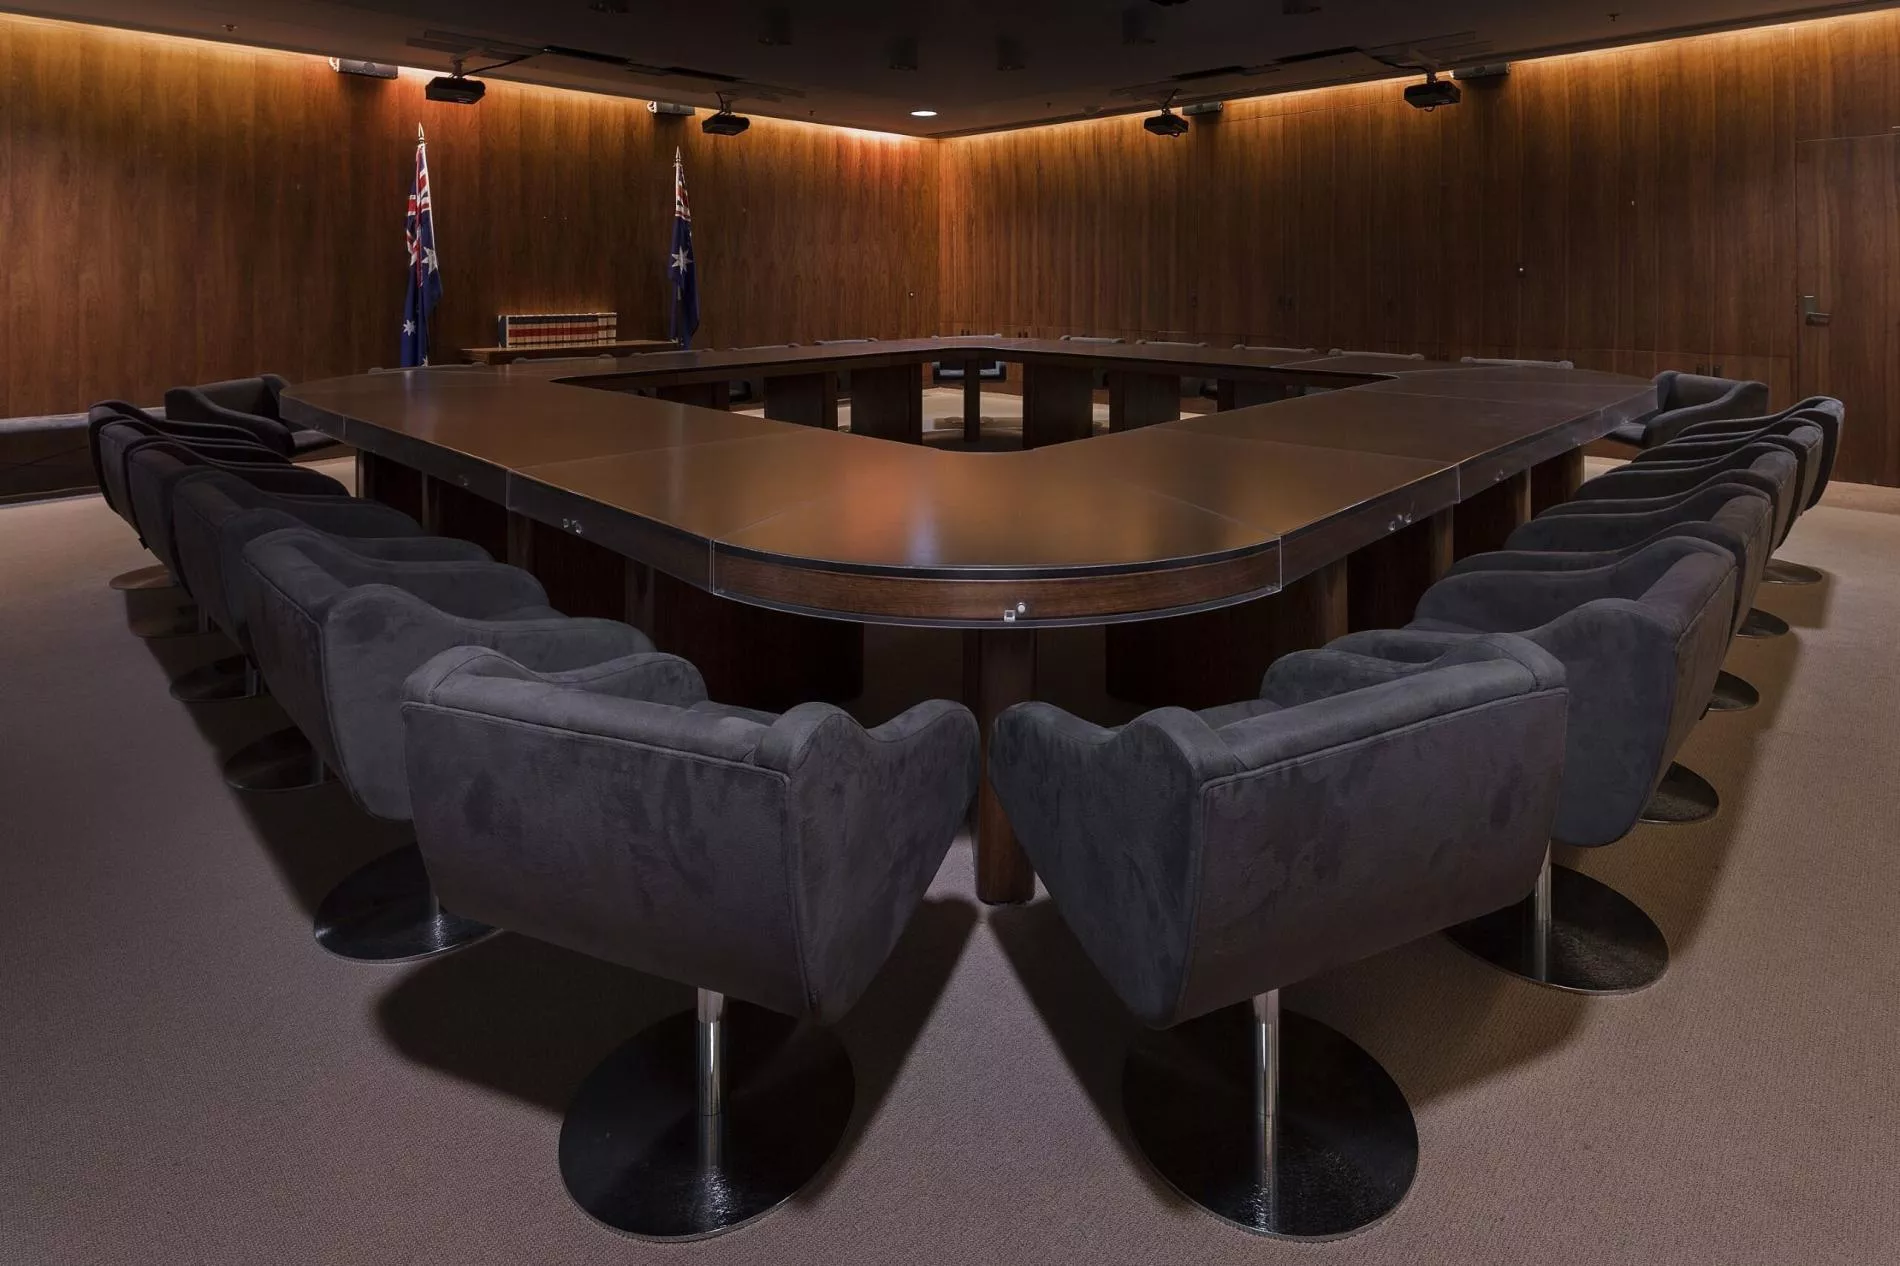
[
  {"left": 938, "top": 8, "right": 1900, "bottom": 482},
  {"left": 0, "top": 12, "right": 938, "bottom": 414}
]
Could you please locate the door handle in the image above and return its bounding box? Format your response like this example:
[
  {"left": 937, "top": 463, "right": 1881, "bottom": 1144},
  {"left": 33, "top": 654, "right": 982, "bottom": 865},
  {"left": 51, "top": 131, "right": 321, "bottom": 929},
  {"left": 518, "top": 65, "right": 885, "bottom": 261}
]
[{"left": 1801, "top": 294, "right": 1832, "bottom": 326}]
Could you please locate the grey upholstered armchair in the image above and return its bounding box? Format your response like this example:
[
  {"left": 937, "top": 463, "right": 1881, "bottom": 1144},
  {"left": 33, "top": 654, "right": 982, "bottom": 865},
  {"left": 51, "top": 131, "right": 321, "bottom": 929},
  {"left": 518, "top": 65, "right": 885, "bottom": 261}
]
[
  {"left": 168, "top": 469, "right": 479, "bottom": 787},
  {"left": 1325, "top": 536, "right": 1737, "bottom": 996},
  {"left": 1631, "top": 417, "right": 1829, "bottom": 523},
  {"left": 1608, "top": 371, "right": 1770, "bottom": 447},
  {"left": 86, "top": 402, "right": 272, "bottom": 520},
  {"left": 94, "top": 414, "right": 286, "bottom": 541},
  {"left": 164, "top": 374, "right": 334, "bottom": 457},
  {"left": 400, "top": 644, "right": 979, "bottom": 1238},
  {"left": 1573, "top": 441, "right": 1803, "bottom": 546},
  {"left": 238, "top": 527, "right": 652, "bottom": 962},
  {"left": 990, "top": 635, "right": 1569, "bottom": 1238},
  {"left": 1577, "top": 435, "right": 1816, "bottom": 638},
  {"left": 1675, "top": 396, "right": 1845, "bottom": 585},
  {"left": 113, "top": 437, "right": 327, "bottom": 639},
  {"left": 1462, "top": 484, "right": 1776, "bottom": 710},
  {"left": 1673, "top": 398, "right": 1843, "bottom": 506}
]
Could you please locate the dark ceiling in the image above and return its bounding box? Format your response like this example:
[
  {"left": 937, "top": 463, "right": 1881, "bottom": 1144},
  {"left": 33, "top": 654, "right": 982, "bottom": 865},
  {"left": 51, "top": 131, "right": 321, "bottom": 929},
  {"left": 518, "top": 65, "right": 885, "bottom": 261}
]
[{"left": 7, "top": 0, "right": 1892, "bottom": 134}]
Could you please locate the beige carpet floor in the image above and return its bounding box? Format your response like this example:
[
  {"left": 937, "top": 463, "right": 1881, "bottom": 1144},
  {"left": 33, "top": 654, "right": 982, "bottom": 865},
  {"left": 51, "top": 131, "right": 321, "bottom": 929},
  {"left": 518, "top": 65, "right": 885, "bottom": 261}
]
[{"left": 2, "top": 471, "right": 1897, "bottom": 1264}]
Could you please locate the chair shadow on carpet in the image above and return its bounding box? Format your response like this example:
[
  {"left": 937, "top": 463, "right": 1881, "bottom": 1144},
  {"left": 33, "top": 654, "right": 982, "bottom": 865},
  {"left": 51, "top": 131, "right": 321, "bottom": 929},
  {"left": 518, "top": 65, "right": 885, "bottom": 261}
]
[
  {"left": 132, "top": 617, "right": 418, "bottom": 919},
  {"left": 989, "top": 897, "right": 1592, "bottom": 1196},
  {"left": 370, "top": 895, "right": 978, "bottom": 1202}
]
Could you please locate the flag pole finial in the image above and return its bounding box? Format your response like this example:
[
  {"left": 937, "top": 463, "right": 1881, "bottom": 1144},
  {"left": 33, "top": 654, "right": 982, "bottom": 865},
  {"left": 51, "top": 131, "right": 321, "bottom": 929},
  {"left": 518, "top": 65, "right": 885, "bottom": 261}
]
[{"left": 418, "top": 123, "right": 426, "bottom": 143}]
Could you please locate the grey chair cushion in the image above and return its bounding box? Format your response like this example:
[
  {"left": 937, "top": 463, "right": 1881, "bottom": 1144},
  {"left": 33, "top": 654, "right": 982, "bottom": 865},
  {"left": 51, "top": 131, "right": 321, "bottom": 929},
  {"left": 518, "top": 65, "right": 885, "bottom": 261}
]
[
  {"left": 1330, "top": 537, "right": 1735, "bottom": 849},
  {"left": 1495, "top": 487, "right": 1774, "bottom": 636},
  {"left": 401, "top": 646, "right": 979, "bottom": 1023},
  {"left": 125, "top": 440, "right": 341, "bottom": 577},
  {"left": 240, "top": 528, "right": 652, "bottom": 822},
  {"left": 171, "top": 469, "right": 456, "bottom": 645},
  {"left": 990, "top": 635, "right": 1568, "bottom": 1029}
]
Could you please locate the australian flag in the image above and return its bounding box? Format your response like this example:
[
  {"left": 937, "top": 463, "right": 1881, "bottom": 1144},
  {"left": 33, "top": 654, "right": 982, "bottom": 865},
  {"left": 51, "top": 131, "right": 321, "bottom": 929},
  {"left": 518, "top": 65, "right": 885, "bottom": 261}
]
[
  {"left": 401, "top": 125, "right": 442, "bottom": 367},
  {"left": 668, "top": 147, "right": 700, "bottom": 349}
]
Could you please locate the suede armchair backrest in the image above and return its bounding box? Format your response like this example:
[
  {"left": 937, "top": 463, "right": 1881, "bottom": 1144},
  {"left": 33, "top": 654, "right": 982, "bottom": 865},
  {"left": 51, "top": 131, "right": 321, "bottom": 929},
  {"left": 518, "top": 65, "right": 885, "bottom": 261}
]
[
  {"left": 163, "top": 377, "right": 294, "bottom": 454},
  {"left": 1636, "top": 419, "right": 1827, "bottom": 519},
  {"left": 170, "top": 471, "right": 429, "bottom": 645},
  {"left": 1645, "top": 373, "right": 1771, "bottom": 446},
  {"left": 1577, "top": 442, "right": 1800, "bottom": 544},
  {"left": 240, "top": 528, "right": 651, "bottom": 822},
  {"left": 95, "top": 420, "right": 280, "bottom": 533},
  {"left": 991, "top": 637, "right": 1567, "bottom": 1029},
  {"left": 1411, "top": 539, "right": 1736, "bottom": 846},
  {"left": 1500, "top": 489, "right": 1773, "bottom": 637},
  {"left": 123, "top": 440, "right": 315, "bottom": 574},
  {"left": 85, "top": 403, "right": 260, "bottom": 512},
  {"left": 401, "top": 647, "right": 978, "bottom": 1022}
]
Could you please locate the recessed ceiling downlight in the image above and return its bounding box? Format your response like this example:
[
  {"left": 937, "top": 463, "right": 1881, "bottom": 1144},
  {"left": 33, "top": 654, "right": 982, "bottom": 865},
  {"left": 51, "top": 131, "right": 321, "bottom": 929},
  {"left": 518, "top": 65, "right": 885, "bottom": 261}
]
[{"left": 910, "top": 109, "right": 938, "bottom": 117}]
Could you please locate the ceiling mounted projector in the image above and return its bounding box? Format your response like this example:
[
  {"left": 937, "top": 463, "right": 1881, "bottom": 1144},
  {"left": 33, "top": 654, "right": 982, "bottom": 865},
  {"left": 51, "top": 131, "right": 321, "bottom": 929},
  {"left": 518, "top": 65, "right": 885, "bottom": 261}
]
[
  {"left": 702, "top": 109, "right": 751, "bottom": 136},
  {"left": 1403, "top": 72, "right": 1461, "bottom": 110},
  {"left": 425, "top": 74, "right": 485, "bottom": 104},
  {"left": 1143, "top": 107, "right": 1189, "bottom": 137}
]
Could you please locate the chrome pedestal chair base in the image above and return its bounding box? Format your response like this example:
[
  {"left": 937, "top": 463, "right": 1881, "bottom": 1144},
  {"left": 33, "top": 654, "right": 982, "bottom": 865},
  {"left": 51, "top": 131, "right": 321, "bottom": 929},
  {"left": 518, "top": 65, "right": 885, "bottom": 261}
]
[
  {"left": 313, "top": 843, "right": 496, "bottom": 963},
  {"left": 110, "top": 563, "right": 177, "bottom": 591},
  {"left": 223, "top": 727, "right": 330, "bottom": 792},
  {"left": 171, "top": 657, "right": 260, "bottom": 703},
  {"left": 1738, "top": 607, "right": 1790, "bottom": 639},
  {"left": 560, "top": 992, "right": 855, "bottom": 1240},
  {"left": 1640, "top": 762, "right": 1720, "bottom": 825},
  {"left": 1445, "top": 858, "right": 1667, "bottom": 994},
  {"left": 1122, "top": 993, "right": 1416, "bottom": 1240},
  {"left": 1764, "top": 559, "right": 1822, "bottom": 586},
  {"left": 1707, "top": 669, "right": 1759, "bottom": 712}
]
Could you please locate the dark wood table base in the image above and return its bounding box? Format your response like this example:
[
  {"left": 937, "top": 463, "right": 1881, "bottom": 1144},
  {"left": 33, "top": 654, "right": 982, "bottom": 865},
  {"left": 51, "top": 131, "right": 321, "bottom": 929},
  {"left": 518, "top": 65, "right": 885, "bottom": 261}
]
[
  {"left": 362, "top": 452, "right": 864, "bottom": 713},
  {"left": 1452, "top": 470, "right": 1533, "bottom": 563},
  {"left": 764, "top": 372, "right": 839, "bottom": 430},
  {"left": 1021, "top": 363, "right": 1096, "bottom": 449},
  {"left": 1108, "top": 370, "right": 1183, "bottom": 432},
  {"left": 1347, "top": 511, "right": 1454, "bottom": 633},
  {"left": 1104, "top": 560, "right": 1348, "bottom": 713},
  {"left": 1531, "top": 448, "right": 1587, "bottom": 514},
  {"left": 964, "top": 628, "right": 1038, "bottom": 905}
]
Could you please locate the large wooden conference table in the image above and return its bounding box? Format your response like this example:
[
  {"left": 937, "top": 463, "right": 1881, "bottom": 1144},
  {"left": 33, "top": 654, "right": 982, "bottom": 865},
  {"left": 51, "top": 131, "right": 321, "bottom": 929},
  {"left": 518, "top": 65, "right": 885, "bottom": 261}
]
[{"left": 283, "top": 337, "right": 1657, "bottom": 904}]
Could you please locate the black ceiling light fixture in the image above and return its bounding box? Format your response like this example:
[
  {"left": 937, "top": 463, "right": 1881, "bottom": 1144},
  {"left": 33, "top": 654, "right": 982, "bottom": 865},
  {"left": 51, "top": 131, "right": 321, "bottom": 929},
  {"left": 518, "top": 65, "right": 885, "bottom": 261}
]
[{"left": 702, "top": 93, "right": 752, "bottom": 135}]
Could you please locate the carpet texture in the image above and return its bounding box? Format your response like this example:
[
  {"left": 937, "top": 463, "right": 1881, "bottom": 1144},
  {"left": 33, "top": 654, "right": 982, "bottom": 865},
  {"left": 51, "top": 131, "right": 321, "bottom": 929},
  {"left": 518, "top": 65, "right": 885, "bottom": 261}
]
[{"left": 2, "top": 467, "right": 1896, "bottom": 1264}]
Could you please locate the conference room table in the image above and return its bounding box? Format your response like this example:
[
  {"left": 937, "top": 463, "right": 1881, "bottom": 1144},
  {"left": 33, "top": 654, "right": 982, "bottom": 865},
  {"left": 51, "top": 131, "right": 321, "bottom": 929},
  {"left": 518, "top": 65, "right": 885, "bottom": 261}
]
[{"left": 283, "top": 338, "right": 1656, "bottom": 903}]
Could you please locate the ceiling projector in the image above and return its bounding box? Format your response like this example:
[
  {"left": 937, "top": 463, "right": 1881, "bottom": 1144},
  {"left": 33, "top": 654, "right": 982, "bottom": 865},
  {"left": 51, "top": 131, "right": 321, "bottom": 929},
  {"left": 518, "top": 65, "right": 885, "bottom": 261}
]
[
  {"left": 425, "top": 74, "right": 486, "bottom": 105},
  {"left": 702, "top": 109, "right": 752, "bottom": 136},
  {"left": 1403, "top": 73, "right": 1461, "bottom": 110},
  {"left": 1143, "top": 108, "right": 1189, "bottom": 137}
]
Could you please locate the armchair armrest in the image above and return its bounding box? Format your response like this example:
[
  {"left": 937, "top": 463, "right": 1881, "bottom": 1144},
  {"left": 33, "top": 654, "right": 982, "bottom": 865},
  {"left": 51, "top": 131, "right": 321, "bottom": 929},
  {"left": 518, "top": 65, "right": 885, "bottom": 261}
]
[
  {"left": 405, "top": 645, "right": 707, "bottom": 718},
  {"left": 285, "top": 529, "right": 549, "bottom": 618}
]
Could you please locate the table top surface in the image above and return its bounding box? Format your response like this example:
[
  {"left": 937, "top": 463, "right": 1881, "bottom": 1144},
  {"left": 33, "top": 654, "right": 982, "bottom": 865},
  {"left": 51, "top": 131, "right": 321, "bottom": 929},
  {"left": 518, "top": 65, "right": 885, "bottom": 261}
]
[
  {"left": 487, "top": 337, "right": 1469, "bottom": 386},
  {"left": 284, "top": 339, "right": 1654, "bottom": 627}
]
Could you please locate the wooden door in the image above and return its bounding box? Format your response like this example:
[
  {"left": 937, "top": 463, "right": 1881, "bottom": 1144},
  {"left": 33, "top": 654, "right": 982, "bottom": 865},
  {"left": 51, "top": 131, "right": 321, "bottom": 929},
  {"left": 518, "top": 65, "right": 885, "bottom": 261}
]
[{"left": 1796, "top": 134, "right": 1900, "bottom": 487}]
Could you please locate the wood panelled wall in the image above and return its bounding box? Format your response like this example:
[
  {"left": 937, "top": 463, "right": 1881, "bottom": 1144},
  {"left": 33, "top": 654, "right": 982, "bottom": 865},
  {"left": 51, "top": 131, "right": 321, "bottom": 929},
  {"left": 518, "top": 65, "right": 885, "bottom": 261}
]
[
  {"left": 939, "top": 10, "right": 1900, "bottom": 485},
  {"left": 0, "top": 15, "right": 938, "bottom": 417}
]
